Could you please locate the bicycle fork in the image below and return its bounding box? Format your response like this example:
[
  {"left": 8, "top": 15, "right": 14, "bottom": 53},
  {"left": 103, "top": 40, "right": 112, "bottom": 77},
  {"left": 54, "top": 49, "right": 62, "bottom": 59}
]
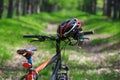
[{"left": 57, "top": 65, "right": 69, "bottom": 80}]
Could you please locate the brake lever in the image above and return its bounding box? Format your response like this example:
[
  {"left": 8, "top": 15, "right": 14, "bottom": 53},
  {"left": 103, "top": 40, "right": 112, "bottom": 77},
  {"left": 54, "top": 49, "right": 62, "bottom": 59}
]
[
  {"left": 83, "top": 37, "right": 89, "bottom": 40},
  {"left": 77, "top": 37, "right": 90, "bottom": 46}
]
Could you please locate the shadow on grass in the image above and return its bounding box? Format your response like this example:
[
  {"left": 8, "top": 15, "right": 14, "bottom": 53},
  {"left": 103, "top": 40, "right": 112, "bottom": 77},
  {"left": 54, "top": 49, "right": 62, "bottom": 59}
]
[
  {"left": 0, "top": 65, "right": 24, "bottom": 80},
  {"left": 90, "top": 32, "right": 120, "bottom": 52},
  {"left": 67, "top": 60, "right": 119, "bottom": 80}
]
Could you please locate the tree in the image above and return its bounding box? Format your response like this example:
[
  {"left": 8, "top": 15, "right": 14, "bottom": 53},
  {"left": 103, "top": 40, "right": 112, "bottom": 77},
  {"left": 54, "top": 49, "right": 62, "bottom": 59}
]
[
  {"left": 22, "top": 0, "right": 27, "bottom": 15},
  {"left": 119, "top": 0, "right": 120, "bottom": 19},
  {"left": 112, "top": 0, "right": 120, "bottom": 20},
  {"left": 7, "top": 0, "right": 14, "bottom": 18},
  {"left": 103, "top": 0, "right": 120, "bottom": 20},
  {"left": 41, "top": 0, "right": 53, "bottom": 12},
  {"left": 22, "top": 0, "right": 40, "bottom": 15},
  {"left": 92, "top": 0, "right": 97, "bottom": 14},
  {"left": 0, "top": 0, "right": 4, "bottom": 18},
  {"left": 112, "top": 0, "right": 117, "bottom": 19},
  {"left": 82, "top": 0, "right": 97, "bottom": 14},
  {"left": 31, "top": 0, "right": 40, "bottom": 14},
  {"left": 46, "top": 0, "right": 79, "bottom": 12},
  {"left": 16, "top": 0, "right": 21, "bottom": 16},
  {"left": 34, "top": 0, "right": 40, "bottom": 13},
  {"left": 26, "top": 0, "right": 32, "bottom": 14}
]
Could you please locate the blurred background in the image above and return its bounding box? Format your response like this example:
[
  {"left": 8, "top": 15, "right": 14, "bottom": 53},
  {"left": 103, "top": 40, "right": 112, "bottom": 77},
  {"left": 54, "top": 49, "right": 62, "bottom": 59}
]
[{"left": 0, "top": 0, "right": 120, "bottom": 80}]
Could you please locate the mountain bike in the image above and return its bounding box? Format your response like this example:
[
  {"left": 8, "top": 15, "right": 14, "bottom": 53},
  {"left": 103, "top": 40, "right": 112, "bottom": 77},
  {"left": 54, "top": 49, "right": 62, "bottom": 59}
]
[{"left": 17, "top": 31, "right": 93, "bottom": 80}]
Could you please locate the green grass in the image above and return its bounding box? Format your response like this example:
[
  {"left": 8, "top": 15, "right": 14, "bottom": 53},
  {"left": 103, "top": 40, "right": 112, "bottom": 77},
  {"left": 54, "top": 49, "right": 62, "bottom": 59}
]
[
  {"left": 71, "top": 71, "right": 117, "bottom": 80},
  {"left": 0, "top": 10, "right": 120, "bottom": 79},
  {"left": 0, "top": 16, "right": 46, "bottom": 64}
]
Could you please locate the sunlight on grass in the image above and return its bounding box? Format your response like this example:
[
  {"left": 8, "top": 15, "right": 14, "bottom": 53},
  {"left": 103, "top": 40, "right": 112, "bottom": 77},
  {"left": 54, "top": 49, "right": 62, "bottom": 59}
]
[{"left": 0, "top": 10, "right": 120, "bottom": 80}]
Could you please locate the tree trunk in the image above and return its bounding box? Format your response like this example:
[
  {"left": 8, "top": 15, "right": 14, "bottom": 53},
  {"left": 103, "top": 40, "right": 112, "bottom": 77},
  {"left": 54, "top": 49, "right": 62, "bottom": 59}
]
[
  {"left": 7, "top": 0, "right": 14, "bottom": 18},
  {"left": 41, "top": 0, "right": 52, "bottom": 12},
  {"left": 22, "top": 0, "right": 27, "bottom": 15},
  {"left": 81, "top": 0, "right": 97, "bottom": 14},
  {"left": 103, "top": 0, "right": 120, "bottom": 20},
  {"left": 35, "top": 4, "right": 40, "bottom": 13},
  {"left": 87, "top": 0, "right": 91, "bottom": 13},
  {"left": 92, "top": 0, "right": 97, "bottom": 14},
  {"left": 31, "top": 0, "right": 40, "bottom": 14},
  {"left": 103, "top": 0, "right": 111, "bottom": 17},
  {"left": 103, "top": 0, "right": 107, "bottom": 15},
  {"left": 26, "top": 0, "right": 32, "bottom": 14},
  {"left": 52, "top": 4, "right": 58, "bottom": 12},
  {"left": 16, "top": 0, "right": 21, "bottom": 16},
  {"left": 0, "top": 0, "right": 4, "bottom": 18},
  {"left": 105, "top": 0, "right": 112, "bottom": 17},
  {"left": 118, "top": 0, "right": 120, "bottom": 19},
  {"left": 116, "top": 0, "right": 120, "bottom": 20},
  {"left": 31, "top": 0, "right": 35, "bottom": 14},
  {"left": 112, "top": 0, "right": 117, "bottom": 20}
]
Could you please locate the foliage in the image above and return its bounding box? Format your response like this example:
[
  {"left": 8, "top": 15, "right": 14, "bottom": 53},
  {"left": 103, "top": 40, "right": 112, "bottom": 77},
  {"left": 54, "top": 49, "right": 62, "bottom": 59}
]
[
  {"left": 0, "top": 10, "right": 120, "bottom": 63},
  {"left": 97, "top": 0, "right": 103, "bottom": 8},
  {"left": 0, "top": 16, "right": 45, "bottom": 64},
  {"left": 0, "top": 10, "right": 120, "bottom": 79},
  {"left": 49, "top": 0, "right": 79, "bottom": 9}
]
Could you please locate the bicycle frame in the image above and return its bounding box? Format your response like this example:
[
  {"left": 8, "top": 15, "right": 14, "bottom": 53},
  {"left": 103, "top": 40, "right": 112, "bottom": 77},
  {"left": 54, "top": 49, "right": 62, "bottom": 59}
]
[
  {"left": 18, "top": 31, "right": 93, "bottom": 80},
  {"left": 24, "top": 38, "right": 62, "bottom": 80}
]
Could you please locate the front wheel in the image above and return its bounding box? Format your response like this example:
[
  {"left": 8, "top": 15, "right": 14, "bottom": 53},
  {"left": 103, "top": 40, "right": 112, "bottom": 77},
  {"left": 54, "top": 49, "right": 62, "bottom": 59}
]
[{"left": 57, "top": 72, "right": 69, "bottom": 80}]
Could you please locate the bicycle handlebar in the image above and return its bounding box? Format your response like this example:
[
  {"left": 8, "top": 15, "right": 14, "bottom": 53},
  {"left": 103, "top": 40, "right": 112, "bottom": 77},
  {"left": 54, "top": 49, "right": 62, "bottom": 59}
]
[
  {"left": 23, "top": 35, "right": 57, "bottom": 42},
  {"left": 23, "top": 35, "right": 40, "bottom": 38},
  {"left": 83, "top": 31, "right": 94, "bottom": 35},
  {"left": 23, "top": 31, "right": 94, "bottom": 42}
]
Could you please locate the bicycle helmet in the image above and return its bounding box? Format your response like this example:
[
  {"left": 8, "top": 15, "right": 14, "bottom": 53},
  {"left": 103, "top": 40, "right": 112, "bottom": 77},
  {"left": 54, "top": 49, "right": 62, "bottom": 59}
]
[{"left": 57, "top": 18, "right": 82, "bottom": 39}]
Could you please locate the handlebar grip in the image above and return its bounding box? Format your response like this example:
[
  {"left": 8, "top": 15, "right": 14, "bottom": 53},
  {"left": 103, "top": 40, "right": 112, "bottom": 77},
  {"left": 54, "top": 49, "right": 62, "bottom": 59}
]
[
  {"left": 83, "top": 31, "right": 94, "bottom": 35},
  {"left": 23, "top": 35, "right": 39, "bottom": 38},
  {"left": 23, "top": 35, "right": 46, "bottom": 42}
]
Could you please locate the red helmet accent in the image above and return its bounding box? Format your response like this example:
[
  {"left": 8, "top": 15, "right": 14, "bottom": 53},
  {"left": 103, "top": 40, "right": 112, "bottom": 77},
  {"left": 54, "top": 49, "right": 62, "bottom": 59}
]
[
  {"left": 78, "top": 22, "right": 82, "bottom": 28},
  {"left": 57, "top": 18, "right": 82, "bottom": 38},
  {"left": 63, "top": 21, "right": 71, "bottom": 32},
  {"left": 59, "top": 26, "right": 63, "bottom": 37}
]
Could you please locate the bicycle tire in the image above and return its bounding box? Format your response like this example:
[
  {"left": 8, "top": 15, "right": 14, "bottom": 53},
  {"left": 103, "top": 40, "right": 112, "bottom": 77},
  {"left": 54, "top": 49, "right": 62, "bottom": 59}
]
[{"left": 57, "top": 73, "right": 69, "bottom": 80}]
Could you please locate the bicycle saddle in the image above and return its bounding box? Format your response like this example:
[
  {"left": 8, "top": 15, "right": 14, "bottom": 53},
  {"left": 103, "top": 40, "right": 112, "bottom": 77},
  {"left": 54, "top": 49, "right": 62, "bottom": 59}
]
[{"left": 17, "top": 47, "right": 37, "bottom": 55}]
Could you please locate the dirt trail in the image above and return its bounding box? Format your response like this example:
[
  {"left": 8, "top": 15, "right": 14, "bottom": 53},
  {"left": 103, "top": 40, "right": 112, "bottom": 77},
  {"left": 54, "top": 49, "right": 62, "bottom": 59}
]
[
  {"left": 3, "top": 23, "right": 119, "bottom": 69},
  {"left": 1, "top": 23, "right": 120, "bottom": 79},
  {"left": 45, "top": 23, "right": 117, "bottom": 53},
  {"left": 45, "top": 23, "right": 57, "bottom": 35},
  {"left": 45, "top": 23, "right": 120, "bottom": 74}
]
